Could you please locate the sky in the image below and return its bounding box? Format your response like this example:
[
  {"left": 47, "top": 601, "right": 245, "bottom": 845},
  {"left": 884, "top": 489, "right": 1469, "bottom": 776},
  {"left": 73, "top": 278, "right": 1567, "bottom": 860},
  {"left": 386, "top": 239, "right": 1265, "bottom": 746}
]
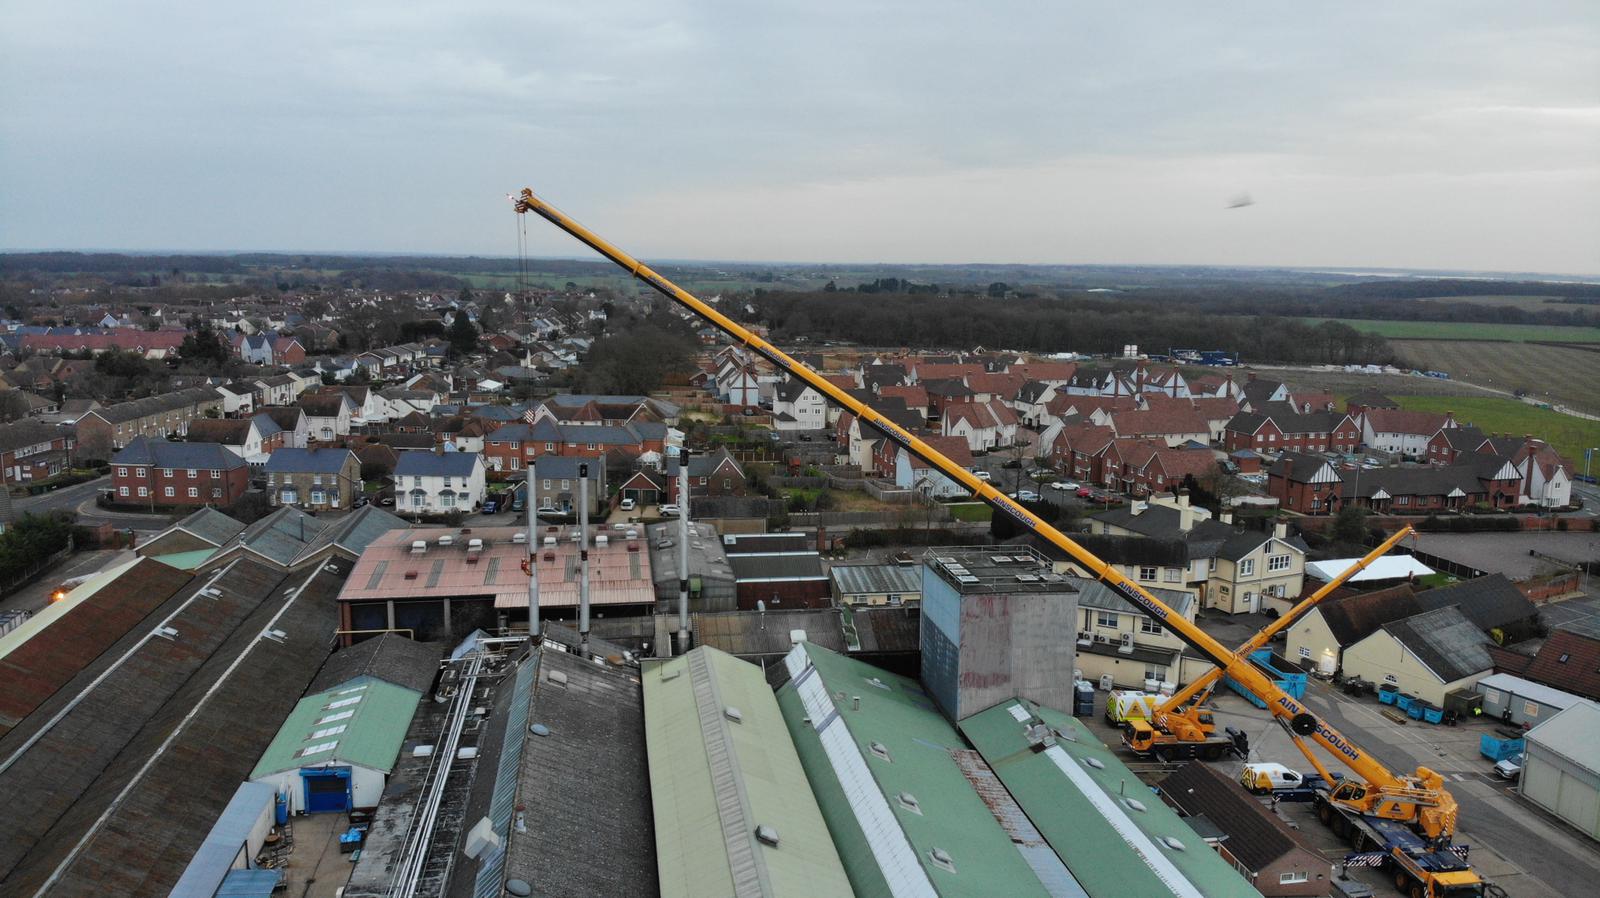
[{"left": 2, "top": 1, "right": 1597, "bottom": 274}]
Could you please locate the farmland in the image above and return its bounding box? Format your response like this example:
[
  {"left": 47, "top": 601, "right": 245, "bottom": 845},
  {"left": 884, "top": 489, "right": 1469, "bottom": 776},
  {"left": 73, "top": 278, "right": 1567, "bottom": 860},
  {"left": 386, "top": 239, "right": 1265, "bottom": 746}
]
[
  {"left": 1416, "top": 294, "right": 1600, "bottom": 318},
  {"left": 1389, "top": 339, "right": 1600, "bottom": 417},
  {"left": 1298, "top": 318, "right": 1600, "bottom": 342},
  {"left": 1386, "top": 395, "right": 1600, "bottom": 467}
]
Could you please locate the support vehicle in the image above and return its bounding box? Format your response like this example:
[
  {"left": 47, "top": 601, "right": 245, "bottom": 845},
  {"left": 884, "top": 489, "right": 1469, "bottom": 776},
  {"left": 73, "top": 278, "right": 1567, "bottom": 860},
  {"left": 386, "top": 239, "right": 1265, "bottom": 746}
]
[{"left": 513, "top": 187, "right": 1503, "bottom": 898}]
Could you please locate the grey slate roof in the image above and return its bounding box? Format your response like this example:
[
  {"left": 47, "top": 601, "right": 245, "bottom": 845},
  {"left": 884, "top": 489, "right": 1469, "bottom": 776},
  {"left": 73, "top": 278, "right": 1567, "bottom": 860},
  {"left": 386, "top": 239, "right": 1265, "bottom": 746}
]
[
  {"left": 1069, "top": 576, "right": 1195, "bottom": 617},
  {"left": 829, "top": 563, "right": 923, "bottom": 596},
  {"left": 0, "top": 420, "right": 70, "bottom": 453},
  {"left": 1414, "top": 573, "right": 1538, "bottom": 632},
  {"left": 113, "top": 436, "right": 245, "bottom": 470},
  {"left": 263, "top": 447, "right": 357, "bottom": 475},
  {"left": 172, "top": 507, "right": 247, "bottom": 546},
  {"left": 1381, "top": 605, "right": 1494, "bottom": 683},
  {"left": 394, "top": 450, "right": 481, "bottom": 478},
  {"left": 727, "top": 552, "right": 827, "bottom": 581},
  {"left": 91, "top": 387, "right": 221, "bottom": 424}
]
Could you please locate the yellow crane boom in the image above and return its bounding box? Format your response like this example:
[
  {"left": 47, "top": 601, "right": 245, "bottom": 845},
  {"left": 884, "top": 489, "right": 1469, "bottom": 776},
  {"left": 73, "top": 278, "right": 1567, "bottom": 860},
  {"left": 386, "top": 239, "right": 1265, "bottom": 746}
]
[{"left": 512, "top": 186, "right": 1457, "bottom": 839}]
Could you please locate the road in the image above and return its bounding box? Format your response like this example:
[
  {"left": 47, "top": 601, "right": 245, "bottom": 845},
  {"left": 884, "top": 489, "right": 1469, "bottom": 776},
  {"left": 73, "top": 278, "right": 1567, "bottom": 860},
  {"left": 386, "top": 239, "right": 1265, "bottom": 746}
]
[
  {"left": 12, "top": 474, "right": 177, "bottom": 532},
  {"left": 0, "top": 548, "right": 132, "bottom": 616}
]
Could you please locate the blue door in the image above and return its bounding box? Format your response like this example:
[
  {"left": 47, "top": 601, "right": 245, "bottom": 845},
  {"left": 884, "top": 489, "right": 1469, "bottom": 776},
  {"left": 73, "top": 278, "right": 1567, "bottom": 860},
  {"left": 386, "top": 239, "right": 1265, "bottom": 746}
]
[{"left": 302, "top": 767, "right": 352, "bottom": 813}]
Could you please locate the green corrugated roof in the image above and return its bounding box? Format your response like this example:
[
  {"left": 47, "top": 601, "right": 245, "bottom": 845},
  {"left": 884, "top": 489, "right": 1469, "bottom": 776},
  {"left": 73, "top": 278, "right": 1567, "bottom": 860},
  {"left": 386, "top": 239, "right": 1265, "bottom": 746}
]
[
  {"left": 644, "top": 646, "right": 852, "bottom": 898},
  {"left": 959, "top": 700, "right": 1260, "bottom": 898},
  {"left": 776, "top": 643, "right": 1053, "bottom": 898},
  {"left": 249, "top": 676, "right": 421, "bottom": 778}
]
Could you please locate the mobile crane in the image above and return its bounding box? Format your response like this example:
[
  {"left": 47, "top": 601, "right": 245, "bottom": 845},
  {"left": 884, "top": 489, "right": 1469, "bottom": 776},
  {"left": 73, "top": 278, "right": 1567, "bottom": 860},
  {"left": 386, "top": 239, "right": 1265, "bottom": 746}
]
[
  {"left": 1124, "top": 526, "right": 1415, "bottom": 761},
  {"left": 512, "top": 187, "right": 1501, "bottom": 898}
]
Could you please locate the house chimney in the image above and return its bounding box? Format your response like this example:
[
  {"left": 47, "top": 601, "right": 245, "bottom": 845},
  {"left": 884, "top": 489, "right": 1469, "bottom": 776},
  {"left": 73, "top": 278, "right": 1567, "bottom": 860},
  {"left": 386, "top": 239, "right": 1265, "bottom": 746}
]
[
  {"left": 1177, "top": 490, "right": 1194, "bottom": 533},
  {"left": 1273, "top": 519, "right": 1288, "bottom": 540},
  {"left": 1220, "top": 510, "right": 1234, "bottom": 525},
  {"left": 1131, "top": 500, "right": 1147, "bottom": 516}
]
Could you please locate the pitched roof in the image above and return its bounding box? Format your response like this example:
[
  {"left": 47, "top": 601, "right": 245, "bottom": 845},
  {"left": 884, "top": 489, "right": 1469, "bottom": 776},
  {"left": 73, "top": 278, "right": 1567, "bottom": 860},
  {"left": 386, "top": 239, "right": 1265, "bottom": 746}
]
[
  {"left": 262, "top": 446, "right": 357, "bottom": 475},
  {"left": 1317, "top": 584, "right": 1421, "bottom": 647},
  {"left": 1520, "top": 630, "right": 1600, "bottom": 700},
  {"left": 112, "top": 436, "right": 245, "bottom": 470},
  {"left": 394, "top": 450, "right": 482, "bottom": 478},
  {"left": 1380, "top": 605, "right": 1494, "bottom": 683},
  {"left": 249, "top": 676, "right": 422, "bottom": 778},
  {"left": 0, "top": 420, "right": 70, "bottom": 453},
  {"left": 1414, "top": 573, "right": 1537, "bottom": 631},
  {"left": 169, "top": 507, "right": 248, "bottom": 547},
  {"left": 307, "top": 634, "right": 444, "bottom": 695},
  {"left": 1362, "top": 407, "right": 1453, "bottom": 436},
  {"left": 91, "top": 387, "right": 220, "bottom": 424},
  {"left": 1158, "top": 761, "right": 1326, "bottom": 876}
]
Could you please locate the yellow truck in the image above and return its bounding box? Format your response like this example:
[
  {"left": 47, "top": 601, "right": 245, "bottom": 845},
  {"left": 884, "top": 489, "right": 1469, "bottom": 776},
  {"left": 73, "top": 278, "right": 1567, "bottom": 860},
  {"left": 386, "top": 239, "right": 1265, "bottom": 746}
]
[{"left": 1104, "top": 690, "right": 1160, "bottom": 725}]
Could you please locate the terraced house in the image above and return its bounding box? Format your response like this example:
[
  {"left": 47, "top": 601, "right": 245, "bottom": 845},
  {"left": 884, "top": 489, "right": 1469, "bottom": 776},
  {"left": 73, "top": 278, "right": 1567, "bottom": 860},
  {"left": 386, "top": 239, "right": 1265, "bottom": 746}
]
[{"left": 71, "top": 386, "right": 225, "bottom": 461}]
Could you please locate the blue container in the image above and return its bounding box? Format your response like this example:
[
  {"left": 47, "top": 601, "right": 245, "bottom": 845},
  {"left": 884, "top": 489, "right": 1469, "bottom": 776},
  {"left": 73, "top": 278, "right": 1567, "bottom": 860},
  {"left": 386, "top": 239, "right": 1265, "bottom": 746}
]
[
  {"left": 1378, "top": 685, "right": 1398, "bottom": 705},
  {"left": 275, "top": 793, "right": 288, "bottom": 826},
  {"left": 1396, "top": 693, "right": 1416, "bottom": 712},
  {"left": 1479, "top": 734, "right": 1525, "bottom": 761},
  {"left": 1406, "top": 701, "right": 1425, "bottom": 720},
  {"left": 1423, "top": 705, "right": 1444, "bottom": 725}
]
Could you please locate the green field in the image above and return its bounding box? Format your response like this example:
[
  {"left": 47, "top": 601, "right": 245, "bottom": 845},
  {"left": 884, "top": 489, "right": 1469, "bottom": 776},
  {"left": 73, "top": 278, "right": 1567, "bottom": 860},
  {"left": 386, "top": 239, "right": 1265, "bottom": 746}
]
[
  {"left": 945, "top": 502, "right": 994, "bottom": 522},
  {"left": 1387, "top": 395, "right": 1600, "bottom": 467},
  {"left": 1389, "top": 340, "right": 1600, "bottom": 418},
  {"left": 1300, "top": 318, "right": 1600, "bottom": 343}
]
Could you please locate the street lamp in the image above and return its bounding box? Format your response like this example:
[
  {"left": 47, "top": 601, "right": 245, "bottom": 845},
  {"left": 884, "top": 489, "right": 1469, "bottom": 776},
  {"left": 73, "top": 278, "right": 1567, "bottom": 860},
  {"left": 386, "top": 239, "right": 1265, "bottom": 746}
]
[{"left": 1584, "top": 447, "right": 1598, "bottom": 484}]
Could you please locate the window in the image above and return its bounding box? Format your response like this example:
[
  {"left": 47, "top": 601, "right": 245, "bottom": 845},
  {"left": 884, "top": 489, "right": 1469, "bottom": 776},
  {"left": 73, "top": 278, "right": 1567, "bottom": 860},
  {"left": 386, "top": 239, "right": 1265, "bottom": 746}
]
[
  {"left": 138, "top": 486, "right": 148, "bottom": 497},
  {"left": 1163, "top": 568, "right": 1181, "bottom": 583},
  {"left": 1238, "top": 558, "right": 1255, "bottom": 577},
  {"left": 1144, "top": 665, "right": 1166, "bottom": 682},
  {"left": 311, "top": 490, "right": 326, "bottom": 505},
  {"left": 723, "top": 478, "right": 731, "bottom": 489},
  {"left": 1523, "top": 701, "right": 1540, "bottom": 718},
  {"left": 1384, "top": 673, "right": 1398, "bottom": 684},
  {"left": 412, "top": 494, "right": 424, "bottom": 508},
  {"left": 211, "top": 487, "right": 221, "bottom": 498},
  {"left": 119, "top": 486, "right": 129, "bottom": 497},
  {"left": 1096, "top": 611, "right": 1119, "bottom": 629},
  {"left": 1268, "top": 554, "right": 1291, "bottom": 572},
  {"left": 587, "top": 443, "right": 597, "bottom": 450},
  {"left": 117, "top": 466, "right": 128, "bottom": 477},
  {"left": 510, "top": 458, "right": 520, "bottom": 470},
  {"left": 187, "top": 468, "right": 197, "bottom": 478},
  {"left": 187, "top": 487, "right": 198, "bottom": 498},
  {"left": 542, "top": 479, "right": 551, "bottom": 490},
  {"left": 164, "top": 486, "right": 175, "bottom": 497},
  {"left": 136, "top": 467, "right": 147, "bottom": 478},
  {"left": 211, "top": 469, "right": 220, "bottom": 479},
  {"left": 562, "top": 479, "right": 571, "bottom": 491},
  {"left": 1139, "top": 566, "right": 1157, "bottom": 581},
  {"left": 1140, "top": 618, "right": 1163, "bottom": 635},
  {"left": 1279, "top": 872, "right": 1309, "bottom": 885},
  {"left": 545, "top": 442, "right": 555, "bottom": 451}
]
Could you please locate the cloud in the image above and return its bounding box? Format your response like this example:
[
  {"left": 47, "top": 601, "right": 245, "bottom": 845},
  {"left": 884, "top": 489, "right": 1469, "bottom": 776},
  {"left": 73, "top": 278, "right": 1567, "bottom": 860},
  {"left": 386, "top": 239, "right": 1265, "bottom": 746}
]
[{"left": 1, "top": 1, "right": 1595, "bottom": 273}]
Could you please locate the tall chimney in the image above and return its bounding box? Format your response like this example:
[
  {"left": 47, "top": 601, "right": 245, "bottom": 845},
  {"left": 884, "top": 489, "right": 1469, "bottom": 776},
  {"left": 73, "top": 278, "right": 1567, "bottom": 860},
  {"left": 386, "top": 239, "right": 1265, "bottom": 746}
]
[
  {"left": 526, "top": 471, "right": 540, "bottom": 642},
  {"left": 677, "top": 448, "right": 692, "bottom": 654},
  {"left": 578, "top": 462, "right": 591, "bottom": 658}
]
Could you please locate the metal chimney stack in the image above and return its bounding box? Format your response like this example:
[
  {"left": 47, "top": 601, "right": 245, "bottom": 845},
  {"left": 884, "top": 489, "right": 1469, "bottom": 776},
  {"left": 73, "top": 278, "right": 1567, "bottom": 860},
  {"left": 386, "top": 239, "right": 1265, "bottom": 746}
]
[
  {"left": 677, "top": 448, "right": 691, "bottom": 654},
  {"left": 526, "top": 476, "right": 540, "bottom": 642},
  {"left": 578, "top": 462, "right": 591, "bottom": 659}
]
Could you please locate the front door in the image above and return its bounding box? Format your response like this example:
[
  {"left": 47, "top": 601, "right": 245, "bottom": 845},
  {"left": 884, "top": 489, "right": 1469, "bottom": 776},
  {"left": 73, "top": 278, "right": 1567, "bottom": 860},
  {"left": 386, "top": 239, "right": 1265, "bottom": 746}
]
[{"left": 302, "top": 767, "right": 352, "bottom": 813}]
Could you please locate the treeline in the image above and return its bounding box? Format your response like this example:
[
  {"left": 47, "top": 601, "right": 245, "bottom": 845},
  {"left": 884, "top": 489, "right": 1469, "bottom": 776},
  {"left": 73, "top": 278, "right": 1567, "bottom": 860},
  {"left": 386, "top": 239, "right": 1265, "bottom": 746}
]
[{"left": 746, "top": 291, "right": 1394, "bottom": 365}]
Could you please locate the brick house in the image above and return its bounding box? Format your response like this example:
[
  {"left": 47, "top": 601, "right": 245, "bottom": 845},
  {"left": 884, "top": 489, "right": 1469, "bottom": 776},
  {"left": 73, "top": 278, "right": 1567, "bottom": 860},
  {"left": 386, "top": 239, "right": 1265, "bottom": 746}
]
[
  {"left": 0, "top": 421, "right": 76, "bottom": 482},
  {"left": 666, "top": 449, "right": 747, "bottom": 503},
  {"left": 1222, "top": 404, "right": 1360, "bottom": 455},
  {"left": 185, "top": 414, "right": 285, "bottom": 460},
  {"left": 263, "top": 447, "right": 362, "bottom": 511},
  {"left": 73, "top": 387, "right": 226, "bottom": 462},
  {"left": 1267, "top": 453, "right": 1344, "bottom": 515},
  {"left": 111, "top": 437, "right": 249, "bottom": 507},
  {"left": 532, "top": 455, "right": 608, "bottom": 514}
]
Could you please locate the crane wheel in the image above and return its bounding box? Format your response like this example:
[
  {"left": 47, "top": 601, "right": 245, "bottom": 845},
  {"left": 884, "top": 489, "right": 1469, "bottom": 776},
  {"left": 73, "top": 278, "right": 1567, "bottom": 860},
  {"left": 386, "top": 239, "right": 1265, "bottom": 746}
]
[
  {"left": 1393, "top": 870, "right": 1410, "bottom": 891},
  {"left": 1409, "top": 884, "right": 1425, "bottom": 898},
  {"left": 1348, "top": 828, "right": 1364, "bottom": 850},
  {"left": 1290, "top": 712, "right": 1318, "bottom": 735},
  {"left": 1201, "top": 745, "right": 1222, "bottom": 761}
]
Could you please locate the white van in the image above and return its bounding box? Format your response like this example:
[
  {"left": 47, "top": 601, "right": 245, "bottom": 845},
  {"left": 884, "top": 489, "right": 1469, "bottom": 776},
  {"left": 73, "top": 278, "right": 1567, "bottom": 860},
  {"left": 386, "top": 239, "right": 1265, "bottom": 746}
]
[{"left": 1240, "top": 762, "right": 1304, "bottom": 794}]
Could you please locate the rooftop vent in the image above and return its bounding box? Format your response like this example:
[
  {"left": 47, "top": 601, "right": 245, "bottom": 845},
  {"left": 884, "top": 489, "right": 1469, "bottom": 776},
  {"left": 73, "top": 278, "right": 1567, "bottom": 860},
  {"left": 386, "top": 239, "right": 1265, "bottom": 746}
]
[
  {"left": 1083, "top": 756, "right": 1106, "bottom": 770},
  {"left": 411, "top": 540, "right": 428, "bottom": 554},
  {"left": 438, "top": 534, "right": 454, "bottom": 546},
  {"left": 723, "top": 706, "right": 743, "bottom": 724},
  {"left": 543, "top": 536, "right": 557, "bottom": 546},
  {"left": 467, "top": 538, "right": 484, "bottom": 551},
  {"left": 595, "top": 534, "right": 609, "bottom": 547},
  {"left": 154, "top": 625, "right": 180, "bottom": 640},
  {"left": 201, "top": 587, "right": 223, "bottom": 598},
  {"left": 1125, "top": 798, "right": 1148, "bottom": 813},
  {"left": 542, "top": 552, "right": 555, "bottom": 563},
  {"left": 1161, "top": 837, "right": 1186, "bottom": 852},
  {"left": 404, "top": 570, "right": 419, "bottom": 580},
  {"left": 897, "top": 792, "right": 922, "bottom": 815},
  {"left": 263, "top": 628, "right": 289, "bottom": 643},
  {"left": 511, "top": 532, "right": 527, "bottom": 544},
  {"left": 1015, "top": 574, "right": 1039, "bottom": 582},
  {"left": 529, "top": 723, "right": 550, "bottom": 737},
  {"left": 660, "top": 668, "right": 681, "bottom": 682},
  {"left": 755, "top": 825, "right": 780, "bottom": 847},
  {"left": 869, "top": 741, "right": 891, "bottom": 762},
  {"left": 625, "top": 529, "right": 638, "bottom": 539},
  {"left": 928, "top": 847, "right": 956, "bottom": 874},
  {"left": 548, "top": 669, "right": 569, "bottom": 686},
  {"left": 789, "top": 629, "right": 808, "bottom": 645}
]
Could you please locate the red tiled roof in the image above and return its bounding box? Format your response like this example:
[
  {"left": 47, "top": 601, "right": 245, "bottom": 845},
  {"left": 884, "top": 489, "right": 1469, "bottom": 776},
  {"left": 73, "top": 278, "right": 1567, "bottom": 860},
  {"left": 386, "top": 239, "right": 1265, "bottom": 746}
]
[
  {"left": 1521, "top": 630, "right": 1600, "bottom": 700},
  {"left": 1007, "top": 361, "right": 1078, "bottom": 382},
  {"left": 878, "top": 384, "right": 929, "bottom": 410},
  {"left": 1109, "top": 407, "right": 1210, "bottom": 438}
]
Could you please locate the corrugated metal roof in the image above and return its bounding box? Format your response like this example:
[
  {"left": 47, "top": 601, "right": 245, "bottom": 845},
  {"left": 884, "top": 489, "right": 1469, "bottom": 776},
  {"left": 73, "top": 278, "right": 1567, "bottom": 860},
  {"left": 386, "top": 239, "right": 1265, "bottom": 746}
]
[
  {"left": 249, "top": 676, "right": 421, "bottom": 778},
  {"left": 775, "top": 642, "right": 1054, "bottom": 898},
  {"left": 168, "top": 782, "right": 276, "bottom": 898},
  {"left": 959, "top": 700, "right": 1260, "bottom": 898},
  {"left": 829, "top": 564, "right": 922, "bottom": 597},
  {"left": 645, "top": 646, "right": 851, "bottom": 898},
  {"left": 1478, "top": 673, "right": 1583, "bottom": 713}
]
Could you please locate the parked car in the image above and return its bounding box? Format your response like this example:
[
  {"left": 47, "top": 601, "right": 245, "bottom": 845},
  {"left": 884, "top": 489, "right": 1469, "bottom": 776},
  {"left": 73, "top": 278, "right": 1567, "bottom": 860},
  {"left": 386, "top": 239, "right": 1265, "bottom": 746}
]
[
  {"left": 352, "top": 496, "right": 369, "bottom": 508},
  {"left": 659, "top": 503, "right": 681, "bottom": 517},
  {"left": 1075, "top": 486, "right": 1094, "bottom": 498},
  {"left": 1493, "top": 754, "right": 1524, "bottom": 781},
  {"left": 1048, "top": 481, "right": 1079, "bottom": 492},
  {"left": 1011, "top": 490, "right": 1041, "bottom": 502},
  {"left": 379, "top": 495, "right": 395, "bottom": 506},
  {"left": 620, "top": 497, "right": 636, "bottom": 511},
  {"left": 974, "top": 471, "right": 992, "bottom": 481},
  {"left": 481, "top": 498, "right": 498, "bottom": 514}
]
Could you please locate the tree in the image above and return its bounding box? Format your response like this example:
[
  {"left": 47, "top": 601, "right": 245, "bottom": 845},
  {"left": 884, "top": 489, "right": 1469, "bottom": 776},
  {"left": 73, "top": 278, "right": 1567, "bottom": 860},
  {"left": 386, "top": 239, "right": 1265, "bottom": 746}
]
[
  {"left": 1332, "top": 506, "right": 1369, "bottom": 545},
  {"left": 447, "top": 312, "right": 479, "bottom": 356},
  {"left": 179, "top": 318, "right": 231, "bottom": 370}
]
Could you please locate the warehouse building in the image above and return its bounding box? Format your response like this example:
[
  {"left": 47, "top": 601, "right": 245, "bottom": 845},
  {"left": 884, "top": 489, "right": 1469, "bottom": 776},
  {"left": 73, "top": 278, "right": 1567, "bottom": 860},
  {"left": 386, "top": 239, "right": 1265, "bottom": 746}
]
[
  {"left": 1341, "top": 605, "right": 1495, "bottom": 707},
  {"left": 829, "top": 562, "right": 923, "bottom": 607},
  {"left": 728, "top": 550, "right": 830, "bottom": 610},
  {"left": 1478, "top": 672, "right": 1583, "bottom": 728},
  {"left": 643, "top": 646, "right": 852, "bottom": 898},
  {"left": 1519, "top": 700, "right": 1600, "bottom": 842},
  {"left": 249, "top": 675, "right": 423, "bottom": 814},
  {"left": 646, "top": 520, "right": 737, "bottom": 612},
  {"left": 920, "top": 547, "right": 1078, "bottom": 721}
]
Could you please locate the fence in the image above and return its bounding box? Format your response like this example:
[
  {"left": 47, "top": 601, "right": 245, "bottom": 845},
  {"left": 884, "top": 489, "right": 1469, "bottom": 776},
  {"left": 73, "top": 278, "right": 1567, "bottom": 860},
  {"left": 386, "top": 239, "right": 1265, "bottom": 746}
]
[
  {"left": 1517, "top": 571, "right": 1581, "bottom": 603},
  {"left": 0, "top": 544, "right": 74, "bottom": 598}
]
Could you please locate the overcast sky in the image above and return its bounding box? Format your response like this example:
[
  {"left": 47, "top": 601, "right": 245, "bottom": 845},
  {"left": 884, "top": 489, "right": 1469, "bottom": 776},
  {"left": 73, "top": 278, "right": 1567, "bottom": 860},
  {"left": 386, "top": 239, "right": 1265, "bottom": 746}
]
[{"left": 3, "top": 1, "right": 1596, "bottom": 274}]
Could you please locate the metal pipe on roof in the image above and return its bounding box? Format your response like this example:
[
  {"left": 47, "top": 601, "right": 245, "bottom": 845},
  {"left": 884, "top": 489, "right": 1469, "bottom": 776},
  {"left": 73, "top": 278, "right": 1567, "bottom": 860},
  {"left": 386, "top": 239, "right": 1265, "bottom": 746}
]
[
  {"left": 578, "top": 462, "right": 591, "bottom": 658},
  {"left": 527, "top": 472, "right": 540, "bottom": 643},
  {"left": 677, "top": 447, "right": 691, "bottom": 655}
]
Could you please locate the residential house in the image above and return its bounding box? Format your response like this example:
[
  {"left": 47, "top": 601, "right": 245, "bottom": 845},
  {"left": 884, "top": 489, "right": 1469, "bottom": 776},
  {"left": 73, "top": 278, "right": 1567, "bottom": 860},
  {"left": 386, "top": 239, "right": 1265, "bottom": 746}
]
[
  {"left": 73, "top": 387, "right": 226, "bottom": 460},
  {"left": 233, "top": 333, "right": 306, "bottom": 366},
  {"left": 1066, "top": 571, "right": 1196, "bottom": 688},
  {"left": 666, "top": 449, "right": 747, "bottom": 503},
  {"left": 1222, "top": 404, "right": 1361, "bottom": 455},
  {"left": 1341, "top": 605, "right": 1494, "bottom": 706},
  {"left": 257, "top": 406, "right": 310, "bottom": 449},
  {"left": 771, "top": 378, "right": 827, "bottom": 431},
  {"left": 942, "top": 399, "right": 1018, "bottom": 452},
  {"left": 531, "top": 455, "right": 607, "bottom": 514},
  {"left": 393, "top": 451, "right": 486, "bottom": 514},
  {"left": 300, "top": 392, "right": 354, "bottom": 442},
  {"left": 1285, "top": 584, "right": 1421, "bottom": 677},
  {"left": 214, "top": 383, "right": 256, "bottom": 416},
  {"left": 1108, "top": 405, "right": 1211, "bottom": 448},
  {"left": 111, "top": 436, "right": 250, "bottom": 507},
  {"left": 893, "top": 435, "right": 976, "bottom": 498},
  {"left": 1339, "top": 457, "right": 1522, "bottom": 513},
  {"left": 1267, "top": 453, "right": 1345, "bottom": 515},
  {"left": 263, "top": 447, "right": 363, "bottom": 511},
  {"left": 185, "top": 414, "right": 284, "bottom": 461},
  {"left": 0, "top": 420, "right": 75, "bottom": 482},
  {"left": 1359, "top": 408, "right": 1456, "bottom": 459}
]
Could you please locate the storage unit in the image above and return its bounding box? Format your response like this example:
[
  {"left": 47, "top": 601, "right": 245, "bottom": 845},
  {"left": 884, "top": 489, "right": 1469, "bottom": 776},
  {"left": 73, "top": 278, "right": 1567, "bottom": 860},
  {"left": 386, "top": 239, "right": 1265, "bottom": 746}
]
[
  {"left": 1520, "top": 700, "right": 1600, "bottom": 842},
  {"left": 168, "top": 781, "right": 279, "bottom": 898},
  {"left": 1225, "top": 649, "right": 1307, "bottom": 709},
  {"left": 249, "top": 676, "right": 422, "bottom": 814},
  {"left": 1478, "top": 672, "right": 1582, "bottom": 728}
]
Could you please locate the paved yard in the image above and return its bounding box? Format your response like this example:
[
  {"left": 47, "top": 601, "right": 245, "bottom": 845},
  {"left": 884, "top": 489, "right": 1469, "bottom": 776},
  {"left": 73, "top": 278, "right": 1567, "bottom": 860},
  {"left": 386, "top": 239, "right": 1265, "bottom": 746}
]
[
  {"left": 1540, "top": 591, "right": 1600, "bottom": 638},
  {"left": 1410, "top": 531, "right": 1600, "bottom": 579}
]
